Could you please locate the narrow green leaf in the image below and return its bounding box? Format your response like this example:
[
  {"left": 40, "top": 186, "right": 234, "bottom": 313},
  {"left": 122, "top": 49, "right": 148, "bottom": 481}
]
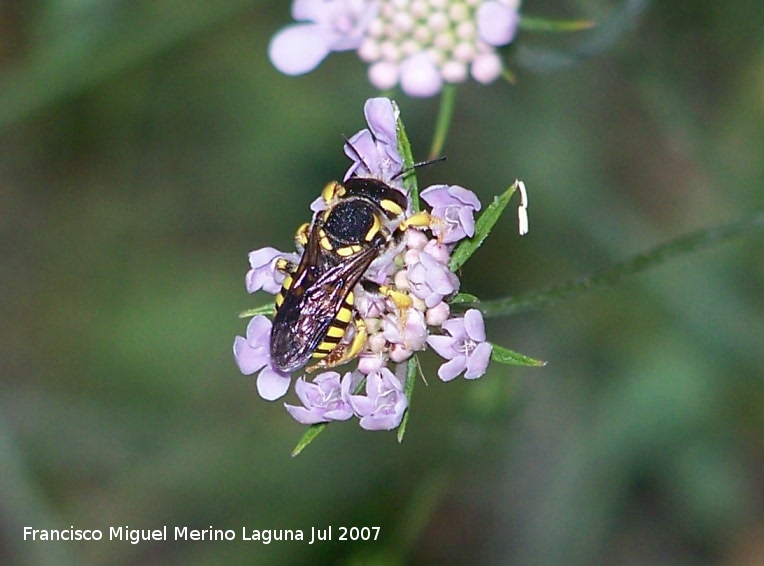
[
  {"left": 490, "top": 343, "right": 547, "bottom": 367},
  {"left": 397, "top": 356, "right": 420, "bottom": 443},
  {"left": 479, "top": 210, "right": 764, "bottom": 318},
  {"left": 450, "top": 292, "right": 480, "bottom": 304},
  {"left": 291, "top": 423, "right": 328, "bottom": 457},
  {"left": 238, "top": 303, "right": 274, "bottom": 319},
  {"left": 520, "top": 16, "right": 595, "bottom": 32},
  {"left": 449, "top": 181, "right": 519, "bottom": 272},
  {"left": 395, "top": 101, "right": 421, "bottom": 210}
]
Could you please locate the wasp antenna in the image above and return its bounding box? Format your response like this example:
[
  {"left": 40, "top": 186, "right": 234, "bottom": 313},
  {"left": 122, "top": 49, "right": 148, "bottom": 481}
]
[{"left": 391, "top": 155, "right": 447, "bottom": 181}]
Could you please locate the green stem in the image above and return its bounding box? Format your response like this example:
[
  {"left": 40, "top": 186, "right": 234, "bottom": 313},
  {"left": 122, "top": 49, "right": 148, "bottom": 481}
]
[
  {"left": 428, "top": 85, "right": 457, "bottom": 160},
  {"left": 478, "top": 211, "right": 764, "bottom": 318}
]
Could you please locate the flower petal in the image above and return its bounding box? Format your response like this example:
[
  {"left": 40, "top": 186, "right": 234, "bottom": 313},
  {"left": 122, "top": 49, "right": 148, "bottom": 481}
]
[
  {"left": 464, "top": 309, "right": 487, "bottom": 342},
  {"left": 400, "top": 53, "right": 443, "bottom": 97},
  {"left": 427, "top": 334, "right": 458, "bottom": 360},
  {"left": 437, "top": 356, "right": 468, "bottom": 382},
  {"left": 233, "top": 336, "right": 266, "bottom": 375},
  {"left": 256, "top": 366, "right": 292, "bottom": 401},
  {"left": 363, "top": 97, "right": 398, "bottom": 146},
  {"left": 464, "top": 341, "right": 493, "bottom": 379},
  {"left": 284, "top": 404, "right": 330, "bottom": 424},
  {"left": 471, "top": 52, "right": 503, "bottom": 84},
  {"left": 268, "top": 24, "right": 331, "bottom": 75},
  {"left": 477, "top": 1, "right": 520, "bottom": 47}
]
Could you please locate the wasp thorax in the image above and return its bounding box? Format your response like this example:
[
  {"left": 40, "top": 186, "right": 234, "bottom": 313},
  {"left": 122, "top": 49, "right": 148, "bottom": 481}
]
[{"left": 323, "top": 200, "right": 381, "bottom": 246}]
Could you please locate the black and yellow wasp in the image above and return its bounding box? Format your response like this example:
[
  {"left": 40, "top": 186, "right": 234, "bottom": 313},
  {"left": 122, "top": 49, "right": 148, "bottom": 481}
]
[{"left": 269, "top": 177, "right": 429, "bottom": 373}]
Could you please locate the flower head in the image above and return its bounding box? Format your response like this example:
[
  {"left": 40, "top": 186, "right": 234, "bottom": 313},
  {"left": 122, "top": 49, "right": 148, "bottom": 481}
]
[
  {"left": 348, "top": 367, "right": 408, "bottom": 430},
  {"left": 427, "top": 309, "right": 493, "bottom": 381},
  {"left": 232, "top": 97, "right": 529, "bottom": 439},
  {"left": 233, "top": 315, "right": 292, "bottom": 400},
  {"left": 269, "top": 0, "right": 522, "bottom": 97},
  {"left": 284, "top": 372, "right": 355, "bottom": 424}
]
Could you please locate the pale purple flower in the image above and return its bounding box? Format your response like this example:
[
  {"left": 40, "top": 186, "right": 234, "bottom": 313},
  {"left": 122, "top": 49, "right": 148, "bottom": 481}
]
[
  {"left": 399, "top": 52, "right": 443, "bottom": 98},
  {"left": 407, "top": 251, "right": 460, "bottom": 308},
  {"left": 357, "top": 351, "right": 387, "bottom": 374},
  {"left": 343, "top": 97, "right": 403, "bottom": 182},
  {"left": 477, "top": 1, "right": 521, "bottom": 47},
  {"left": 382, "top": 308, "right": 428, "bottom": 352},
  {"left": 284, "top": 372, "right": 355, "bottom": 424},
  {"left": 358, "top": 0, "right": 522, "bottom": 96},
  {"left": 348, "top": 368, "right": 408, "bottom": 430},
  {"left": 427, "top": 309, "right": 493, "bottom": 381},
  {"left": 269, "top": 0, "right": 522, "bottom": 97},
  {"left": 421, "top": 185, "right": 482, "bottom": 244},
  {"left": 268, "top": 0, "right": 378, "bottom": 75},
  {"left": 233, "top": 315, "right": 292, "bottom": 401},
  {"left": 245, "top": 247, "right": 297, "bottom": 295}
]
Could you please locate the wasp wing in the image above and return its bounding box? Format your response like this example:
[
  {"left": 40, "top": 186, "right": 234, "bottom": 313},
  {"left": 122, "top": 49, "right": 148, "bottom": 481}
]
[{"left": 270, "top": 225, "right": 380, "bottom": 373}]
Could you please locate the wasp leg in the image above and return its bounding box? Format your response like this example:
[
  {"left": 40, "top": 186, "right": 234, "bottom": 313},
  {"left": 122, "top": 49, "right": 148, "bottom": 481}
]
[
  {"left": 360, "top": 280, "right": 414, "bottom": 344},
  {"left": 275, "top": 257, "right": 298, "bottom": 274},
  {"left": 294, "top": 222, "right": 310, "bottom": 250},
  {"left": 400, "top": 210, "right": 432, "bottom": 230},
  {"left": 361, "top": 280, "right": 413, "bottom": 310},
  {"left": 306, "top": 316, "right": 368, "bottom": 372}
]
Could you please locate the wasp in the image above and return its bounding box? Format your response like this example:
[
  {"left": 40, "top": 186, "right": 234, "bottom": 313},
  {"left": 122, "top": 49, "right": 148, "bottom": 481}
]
[{"left": 269, "top": 177, "right": 430, "bottom": 373}]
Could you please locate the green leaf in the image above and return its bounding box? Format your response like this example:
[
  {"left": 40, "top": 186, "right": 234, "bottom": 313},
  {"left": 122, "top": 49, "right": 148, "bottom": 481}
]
[
  {"left": 449, "top": 181, "right": 519, "bottom": 272},
  {"left": 237, "top": 303, "right": 274, "bottom": 318},
  {"left": 397, "top": 356, "right": 420, "bottom": 443},
  {"left": 490, "top": 343, "right": 547, "bottom": 367},
  {"left": 394, "top": 101, "right": 421, "bottom": 211},
  {"left": 449, "top": 292, "right": 480, "bottom": 304},
  {"left": 478, "top": 210, "right": 764, "bottom": 318},
  {"left": 291, "top": 423, "right": 327, "bottom": 457},
  {"left": 520, "top": 16, "right": 595, "bottom": 32}
]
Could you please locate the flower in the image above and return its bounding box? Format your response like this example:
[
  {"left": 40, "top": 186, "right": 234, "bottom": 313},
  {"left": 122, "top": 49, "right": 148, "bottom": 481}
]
[
  {"left": 268, "top": 0, "right": 378, "bottom": 75},
  {"left": 284, "top": 372, "right": 355, "bottom": 424},
  {"left": 233, "top": 315, "right": 292, "bottom": 400},
  {"left": 234, "top": 96, "right": 526, "bottom": 437},
  {"left": 360, "top": 0, "right": 522, "bottom": 96},
  {"left": 343, "top": 97, "right": 403, "bottom": 182},
  {"left": 406, "top": 250, "right": 460, "bottom": 308},
  {"left": 382, "top": 307, "right": 428, "bottom": 353},
  {"left": 421, "top": 185, "right": 482, "bottom": 244},
  {"left": 245, "top": 247, "right": 297, "bottom": 295},
  {"left": 348, "top": 368, "right": 408, "bottom": 430},
  {"left": 427, "top": 309, "right": 493, "bottom": 381},
  {"left": 269, "top": 0, "right": 522, "bottom": 97}
]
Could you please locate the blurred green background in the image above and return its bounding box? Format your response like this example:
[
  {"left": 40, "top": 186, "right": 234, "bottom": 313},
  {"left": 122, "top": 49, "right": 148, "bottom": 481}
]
[{"left": 2, "top": 1, "right": 763, "bottom": 564}]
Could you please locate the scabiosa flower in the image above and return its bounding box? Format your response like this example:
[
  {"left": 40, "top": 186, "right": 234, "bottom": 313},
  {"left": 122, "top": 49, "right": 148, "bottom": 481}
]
[
  {"left": 269, "top": 0, "right": 522, "bottom": 97},
  {"left": 233, "top": 316, "right": 292, "bottom": 400},
  {"left": 360, "top": 0, "right": 521, "bottom": 96},
  {"left": 427, "top": 308, "right": 493, "bottom": 381},
  {"left": 235, "top": 97, "right": 537, "bottom": 448},
  {"left": 284, "top": 372, "right": 356, "bottom": 424},
  {"left": 347, "top": 367, "right": 408, "bottom": 430}
]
